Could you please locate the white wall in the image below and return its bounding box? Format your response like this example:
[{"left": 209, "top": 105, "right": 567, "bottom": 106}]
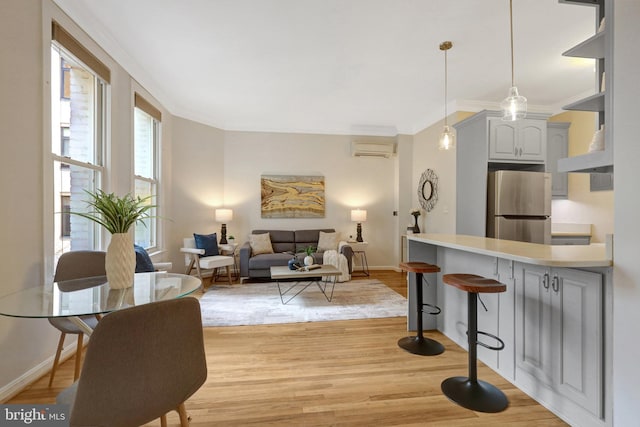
[
  {"left": 222, "top": 131, "right": 397, "bottom": 268},
  {"left": 612, "top": 0, "right": 640, "bottom": 424},
  {"left": 411, "top": 112, "right": 473, "bottom": 234},
  {"left": 168, "top": 116, "right": 225, "bottom": 271},
  {"left": 0, "top": 0, "right": 49, "bottom": 396}
]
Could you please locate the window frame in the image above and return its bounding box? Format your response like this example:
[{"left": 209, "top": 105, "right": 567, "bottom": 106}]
[
  {"left": 44, "top": 21, "right": 111, "bottom": 280},
  {"left": 133, "top": 94, "right": 161, "bottom": 251}
]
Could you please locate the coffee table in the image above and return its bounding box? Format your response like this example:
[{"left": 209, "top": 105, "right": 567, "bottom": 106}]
[{"left": 270, "top": 265, "right": 341, "bottom": 305}]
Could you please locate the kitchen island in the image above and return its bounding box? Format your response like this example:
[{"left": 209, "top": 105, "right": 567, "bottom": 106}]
[{"left": 406, "top": 234, "right": 612, "bottom": 427}]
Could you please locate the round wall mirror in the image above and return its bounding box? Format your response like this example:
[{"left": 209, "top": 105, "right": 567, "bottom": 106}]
[{"left": 417, "top": 169, "right": 438, "bottom": 212}]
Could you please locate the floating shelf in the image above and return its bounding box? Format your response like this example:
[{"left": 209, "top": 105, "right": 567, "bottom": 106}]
[
  {"left": 563, "top": 92, "right": 605, "bottom": 112},
  {"left": 557, "top": 149, "right": 613, "bottom": 173},
  {"left": 558, "top": 0, "right": 601, "bottom": 6},
  {"left": 563, "top": 31, "right": 605, "bottom": 59}
]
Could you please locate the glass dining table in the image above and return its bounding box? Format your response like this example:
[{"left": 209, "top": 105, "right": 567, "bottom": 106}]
[{"left": 0, "top": 272, "right": 202, "bottom": 335}]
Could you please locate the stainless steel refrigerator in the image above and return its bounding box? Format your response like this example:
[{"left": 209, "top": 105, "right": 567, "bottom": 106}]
[{"left": 486, "top": 170, "right": 551, "bottom": 244}]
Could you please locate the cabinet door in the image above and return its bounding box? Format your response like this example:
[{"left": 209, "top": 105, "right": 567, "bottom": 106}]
[
  {"left": 551, "top": 268, "right": 603, "bottom": 417},
  {"left": 488, "top": 119, "right": 517, "bottom": 160},
  {"left": 518, "top": 119, "right": 547, "bottom": 162},
  {"left": 516, "top": 265, "right": 554, "bottom": 387}
]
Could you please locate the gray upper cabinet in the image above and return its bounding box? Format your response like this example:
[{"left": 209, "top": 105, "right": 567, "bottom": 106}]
[
  {"left": 547, "top": 122, "right": 570, "bottom": 199},
  {"left": 489, "top": 118, "right": 547, "bottom": 163}
]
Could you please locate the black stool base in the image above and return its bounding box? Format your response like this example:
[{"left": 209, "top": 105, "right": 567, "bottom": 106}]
[
  {"left": 441, "top": 376, "right": 508, "bottom": 413},
  {"left": 397, "top": 336, "right": 445, "bottom": 356}
]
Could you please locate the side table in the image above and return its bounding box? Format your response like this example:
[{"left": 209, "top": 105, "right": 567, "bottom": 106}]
[
  {"left": 348, "top": 241, "right": 369, "bottom": 277},
  {"left": 218, "top": 243, "right": 239, "bottom": 280}
]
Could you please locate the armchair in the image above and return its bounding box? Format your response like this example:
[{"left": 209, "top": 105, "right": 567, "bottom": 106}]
[{"left": 181, "top": 237, "right": 234, "bottom": 286}]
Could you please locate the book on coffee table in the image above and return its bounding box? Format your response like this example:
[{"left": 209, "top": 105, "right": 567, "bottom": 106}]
[{"left": 297, "top": 264, "right": 321, "bottom": 271}]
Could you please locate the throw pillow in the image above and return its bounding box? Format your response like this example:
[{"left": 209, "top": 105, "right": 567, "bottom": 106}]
[
  {"left": 250, "top": 233, "right": 274, "bottom": 255},
  {"left": 317, "top": 231, "right": 339, "bottom": 252},
  {"left": 134, "top": 244, "right": 155, "bottom": 273},
  {"left": 193, "top": 233, "right": 219, "bottom": 257}
]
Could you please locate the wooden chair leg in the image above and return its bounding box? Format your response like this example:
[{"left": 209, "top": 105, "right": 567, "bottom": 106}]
[
  {"left": 176, "top": 403, "right": 190, "bottom": 426},
  {"left": 74, "top": 334, "right": 84, "bottom": 381},
  {"left": 185, "top": 257, "right": 195, "bottom": 275},
  {"left": 160, "top": 414, "right": 168, "bottom": 427},
  {"left": 49, "top": 332, "right": 66, "bottom": 387}
]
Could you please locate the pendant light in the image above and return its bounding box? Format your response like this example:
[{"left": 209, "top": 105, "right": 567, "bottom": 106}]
[
  {"left": 438, "top": 41, "right": 455, "bottom": 150},
  {"left": 501, "top": 0, "right": 527, "bottom": 121}
]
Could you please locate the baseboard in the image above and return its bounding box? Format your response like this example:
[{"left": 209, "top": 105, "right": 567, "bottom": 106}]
[
  {"left": 0, "top": 340, "right": 81, "bottom": 402},
  {"left": 367, "top": 266, "right": 403, "bottom": 273}
]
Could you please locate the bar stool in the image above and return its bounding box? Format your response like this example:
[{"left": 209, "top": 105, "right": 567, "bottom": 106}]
[
  {"left": 440, "top": 273, "right": 508, "bottom": 413},
  {"left": 398, "top": 262, "right": 444, "bottom": 356}
]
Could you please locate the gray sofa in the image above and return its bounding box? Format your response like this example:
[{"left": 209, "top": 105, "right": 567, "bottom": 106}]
[{"left": 239, "top": 229, "right": 353, "bottom": 281}]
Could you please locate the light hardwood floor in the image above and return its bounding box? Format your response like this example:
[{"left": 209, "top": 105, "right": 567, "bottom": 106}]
[{"left": 6, "top": 270, "right": 567, "bottom": 426}]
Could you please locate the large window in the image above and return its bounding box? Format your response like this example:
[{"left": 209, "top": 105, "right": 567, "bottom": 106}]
[
  {"left": 133, "top": 94, "right": 160, "bottom": 250},
  {"left": 50, "top": 22, "right": 109, "bottom": 261}
]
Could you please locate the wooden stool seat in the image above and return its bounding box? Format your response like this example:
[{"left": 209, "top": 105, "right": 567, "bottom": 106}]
[
  {"left": 443, "top": 274, "right": 506, "bottom": 294},
  {"left": 397, "top": 262, "right": 444, "bottom": 356},
  {"left": 400, "top": 262, "right": 441, "bottom": 274},
  {"left": 441, "top": 273, "right": 508, "bottom": 413}
]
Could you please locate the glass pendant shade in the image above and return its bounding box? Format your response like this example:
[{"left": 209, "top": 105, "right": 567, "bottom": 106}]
[
  {"left": 438, "top": 125, "right": 456, "bottom": 150},
  {"left": 501, "top": 86, "right": 527, "bottom": 121}
]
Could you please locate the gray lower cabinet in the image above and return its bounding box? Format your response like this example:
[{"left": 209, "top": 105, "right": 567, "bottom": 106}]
[
  {"left": 515, "top": 264, "right": 603, "bottom": 420},
  {"left": 547, "top": 122, "right": 570, "bottom": 199}
]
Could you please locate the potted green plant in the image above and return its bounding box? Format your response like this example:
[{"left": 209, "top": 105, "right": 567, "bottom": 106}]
[
  {"left": 228, "top": 235, "right": 236, "bottom": 244},
  {"left": 303, "top": 246, "right": 316, "bottom": 266},
  {"left": 70, "top": 189, "right": 156, "bottom": 289}
]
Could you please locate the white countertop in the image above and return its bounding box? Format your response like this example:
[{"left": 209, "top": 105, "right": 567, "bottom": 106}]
[{"left": 407, "top": 234, "right": 612, "bottom": 268}]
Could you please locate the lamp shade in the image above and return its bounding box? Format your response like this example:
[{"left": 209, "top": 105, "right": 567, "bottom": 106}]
[
  {"left": 439, "top": 125, "right": 456, "bottom": 150},
  {"left": 501, "top": 86, "right": 527, "bottom": 121},
  {"left": 215, "top": 208, "right": 233, "bottom": 222},
  {"left": 351, "top": 209, "right": 367, "bottom": 222}
]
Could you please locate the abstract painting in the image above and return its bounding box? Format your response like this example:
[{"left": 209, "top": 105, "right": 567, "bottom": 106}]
[{"left": 261, "top": 175, "right": 325, "bottom": 218}]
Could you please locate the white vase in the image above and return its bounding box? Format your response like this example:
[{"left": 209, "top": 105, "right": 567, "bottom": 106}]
[
  {"left": 588, "top": 125, "right": 605, "bottom": 152},
  {"left": 304, "top": 255, "right": 314, "bottom": 266},
  {"left": 105, "top": 233, "right": 136, "bottom": 289}
]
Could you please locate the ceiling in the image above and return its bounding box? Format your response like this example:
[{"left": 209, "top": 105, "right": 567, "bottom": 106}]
[{"left": 53, "top": 0, "right": 598, "bottom": 136}]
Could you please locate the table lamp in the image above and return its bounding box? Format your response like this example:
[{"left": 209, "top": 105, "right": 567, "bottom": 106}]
[
  {"left": 351, "top": 209, "right": 367, "bottom": 242},
  {"left": 215, "top": 208, "right": 233, "bottom": 244}
]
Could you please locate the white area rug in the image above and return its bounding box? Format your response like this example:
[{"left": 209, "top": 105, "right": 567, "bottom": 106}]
[{"left": 199, "top": 279, "right": 407, "bottom": 327}]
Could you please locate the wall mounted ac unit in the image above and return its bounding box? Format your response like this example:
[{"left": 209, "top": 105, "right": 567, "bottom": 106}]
[{"left": 351, "top": 140, "right": 396, "bottom": 158}]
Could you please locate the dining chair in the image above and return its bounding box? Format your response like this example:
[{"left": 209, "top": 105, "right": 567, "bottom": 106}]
[
  {"left": 48, "top": 250, "right": 106, "bottom": 387},
  {"left": 56, "top": 297, "right": 207, "bottom": 427}
]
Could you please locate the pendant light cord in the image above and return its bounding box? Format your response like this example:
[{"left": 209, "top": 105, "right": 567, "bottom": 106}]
[
  {"left": 440, "top": 41, "right": 452, "bottom": 126},
  {"left": 509, "top": 0, "right": 515, "bottom": 87},
  {"left": 444, "top": 47, "right": 448, "bottom": 126}
]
